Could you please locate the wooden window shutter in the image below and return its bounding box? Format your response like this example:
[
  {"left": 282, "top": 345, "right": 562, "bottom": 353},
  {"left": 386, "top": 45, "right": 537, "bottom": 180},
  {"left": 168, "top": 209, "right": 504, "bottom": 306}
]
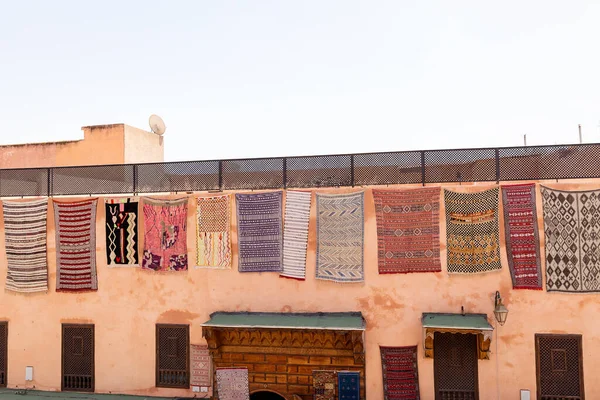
[
  {"left": 536, "top": 334, "right": 584, "bottom": 400},
  {"left": 156, "top": 324, "right": 189, "bottom": 388},
  {"left": 434, "top": 332, "right": 479, "bottom": 400},
  {"left": 0, "top": 322, "right": 7, "bottom": 387},
  {"left": 61, "top": 324, "right": 94, "bottom": 392}
]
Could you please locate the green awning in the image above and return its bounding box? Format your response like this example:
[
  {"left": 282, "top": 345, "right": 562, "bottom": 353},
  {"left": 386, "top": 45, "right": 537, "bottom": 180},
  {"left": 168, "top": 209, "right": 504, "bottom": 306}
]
[
  {"left": 422, "top": 313, "right": 493, "bottom": 331},
  {"left": 202, "top": 312, "right": 365, "bottom": 331}
]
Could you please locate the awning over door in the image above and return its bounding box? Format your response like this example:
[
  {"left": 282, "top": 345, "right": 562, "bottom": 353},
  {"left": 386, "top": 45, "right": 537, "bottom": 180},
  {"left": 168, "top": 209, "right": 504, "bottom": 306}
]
[
  {"left": 422, "top": 313, "right": 494, "bottom": 360},
  {"left": 202, "top": 311, "right": 366, "bottom": 331}
]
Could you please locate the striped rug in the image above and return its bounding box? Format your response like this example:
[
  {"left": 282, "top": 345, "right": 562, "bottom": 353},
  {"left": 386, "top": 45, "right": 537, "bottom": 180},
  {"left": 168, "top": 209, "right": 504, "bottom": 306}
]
[
  {"left": 380, "top": 346, "right": 420, "bottom": 400},
  {"left": 316, "top": 192, "right": 364, "bottom": 283},
  {"left": 196, "top": 195, "right": 231, "bottom": 269},
  {"left": 501, "top": 184, "right": 542, "bottom": 290},
  {"left": 236, "top": 191, "right": 283, "bottom": 273},
  {"left": 54, "top": 199, "right": 98, "bottom": 292},
  {"left": 281, "top": 191, "right": 312, "bottom": 280},
  {"left": 3, "top": 199, "right": 48, "bottom": 293}
]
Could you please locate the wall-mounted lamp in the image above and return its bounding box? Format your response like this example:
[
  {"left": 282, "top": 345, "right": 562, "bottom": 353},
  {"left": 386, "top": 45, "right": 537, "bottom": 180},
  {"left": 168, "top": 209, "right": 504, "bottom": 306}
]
[{"left": 494, "top": 291, "right": 508, "bottom": 326}]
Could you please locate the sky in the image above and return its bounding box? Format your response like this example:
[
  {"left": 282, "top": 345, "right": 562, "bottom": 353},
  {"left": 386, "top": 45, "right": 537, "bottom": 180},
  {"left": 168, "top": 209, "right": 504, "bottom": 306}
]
[{"left": 1, "top": 1, "right": 599, "bottom": 162}]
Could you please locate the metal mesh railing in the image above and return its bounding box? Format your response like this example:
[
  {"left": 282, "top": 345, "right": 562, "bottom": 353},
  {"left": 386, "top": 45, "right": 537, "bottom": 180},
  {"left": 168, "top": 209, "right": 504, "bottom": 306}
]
[{"left": 2, "top": 143, "right": 600, "bottom": 197}]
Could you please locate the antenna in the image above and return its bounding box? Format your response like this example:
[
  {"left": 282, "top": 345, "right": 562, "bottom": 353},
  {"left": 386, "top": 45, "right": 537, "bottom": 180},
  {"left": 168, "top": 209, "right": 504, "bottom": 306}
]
[
  {"left": 578, "top": 124, "right": 582, "bottom": 144},
  {"left": 523, "top": 134, "right": 527, "bottom": 146},
  {"left": 149, "top": 114, "right": 166, "bottom": 135}
]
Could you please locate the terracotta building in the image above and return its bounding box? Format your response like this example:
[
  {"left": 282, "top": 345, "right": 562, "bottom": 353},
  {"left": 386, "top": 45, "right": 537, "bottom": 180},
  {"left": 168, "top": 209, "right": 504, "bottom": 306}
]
[{"left": 0, "top": 129, "right": 595, "bottom": 400}]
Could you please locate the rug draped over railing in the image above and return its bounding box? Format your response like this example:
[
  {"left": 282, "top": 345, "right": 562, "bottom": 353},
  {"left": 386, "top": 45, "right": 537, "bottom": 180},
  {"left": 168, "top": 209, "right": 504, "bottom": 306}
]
[
  {"left": 313, "top": 370, "right": 337, "bottom": 400},
  {"left": 54, "top": 199, "right": 98, "bottom": 291},
  {"left": 142, "top": 198, "right": 188, "bottom": 272},
  {"left": 444, "top": 188, "right": 501, "bottom": 274},
  {"left": 316, "top": 192, "right": 365, "bottom": 283},
  {"left": 541, "top": 186, "right": 600, "bottom": 292},
  {"left": 195, "top": 195, "right": 231, "bottom": 269},
  {"left": 501, "top": 184, "right": 542, "bottom": 289},
  {"left": 3, "top": 199, "right": 48, "bottom": 293},
  {"left": 281, "top": 190, "right": 312, "bottom": 280},
  {"left": 190, "top": 344, "right": 211, "bottom": 387},
  {"left": 338, "top": 371, "right": 360, "bottom": 400},
  {"left": 236, "top": 191, "right": 283, "bottom": 273},
  {"left": 105, "top": 197, "right": 138, "bottom": 266},
  {"left": 373, "top": 188, "right": 441, "bottom": 274}
]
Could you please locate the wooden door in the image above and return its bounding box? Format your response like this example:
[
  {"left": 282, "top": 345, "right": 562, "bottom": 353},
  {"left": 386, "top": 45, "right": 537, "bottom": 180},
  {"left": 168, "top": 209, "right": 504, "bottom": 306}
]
[
  {"left": 61, "top": 324, "right": 94, "bottom": 392},
  {"left": 434, "top": 332, "right": 479, "bottom": 400},
  {"left": 536, "top": 334, "right": 584, "bottom": 400}
]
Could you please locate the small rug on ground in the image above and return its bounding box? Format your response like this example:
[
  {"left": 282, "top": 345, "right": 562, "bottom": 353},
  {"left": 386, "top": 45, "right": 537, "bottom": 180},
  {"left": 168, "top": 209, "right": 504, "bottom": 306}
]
[
  {"left": 142, "top": 198, "right": 188, "bottom": 271},
  {"left": 236, "top": 191, "right": 283, "bottom": 272},
  {"left": 216, "top": 368, "right": 249, "bottom": 400},
  {"left": 196, "top": 195, "right": 231, "bottom": 269},
  {"left": 444, "top": 188, "right": 501, "bottom": 274},
  {"left": 54, "top": 199, "right": 98, "bottom": 291},
  {"left": 3, "top": 199, "right": 48, "bottom": 293},
  {"left": 541, "top": 186, "right": 600, "bottom": 292},
  {"left": 281, "top": 190, "right": 312, "bottom": 280},
  {"left": 501, "top": 184, "right": 542, "bottom": 290},
  {"left": 337, "top": 371, "right": 360, "bottom": 400},
  {"left": 380, "top": 346, "right": 420, "bottom": 400},
  {"left": 316, "top": 192, "right": 364, "bottom": 283},
  {"left": 313, "top": 370, "right": 336, "bottom": 400},
  {"left": 373, "top": 187, "right": 441, "bottom": 274},
  {"left": 190, "top": 344, "right": 211, "bottom": 387},
  {"left": 105, "top": 198, "right": 138, "bottom": 266}
]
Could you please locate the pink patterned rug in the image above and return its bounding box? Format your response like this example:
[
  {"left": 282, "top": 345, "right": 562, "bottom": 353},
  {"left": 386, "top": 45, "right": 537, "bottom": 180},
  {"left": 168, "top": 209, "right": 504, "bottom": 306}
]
[{"left": 216, "top": 368, "right": 249, "bottom": 400}]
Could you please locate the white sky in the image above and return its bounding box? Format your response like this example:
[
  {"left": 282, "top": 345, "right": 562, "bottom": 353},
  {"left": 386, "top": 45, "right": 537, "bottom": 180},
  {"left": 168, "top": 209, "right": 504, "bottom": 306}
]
[{"left": 1, "top": 1, "right": 599, "bottom": 161}]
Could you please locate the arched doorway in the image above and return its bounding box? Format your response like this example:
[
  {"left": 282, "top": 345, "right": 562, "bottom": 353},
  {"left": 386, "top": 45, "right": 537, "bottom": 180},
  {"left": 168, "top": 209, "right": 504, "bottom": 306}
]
[{"left": 250, "top": 390, "right": 286, "bottom": 400}]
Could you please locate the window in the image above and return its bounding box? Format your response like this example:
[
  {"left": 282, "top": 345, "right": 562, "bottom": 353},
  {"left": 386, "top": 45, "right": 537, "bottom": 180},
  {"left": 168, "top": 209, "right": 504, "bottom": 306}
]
[
  {"left": 535, "top": 334, "right": 584, "bottom": 400},
  {"left": 156, "top": 324, "right": 189, "bottom": 388},
  {"left": 0, "top": 322, "right": 7, "bottom": 387},
  {"left": 61, "top": 324, "right": 94, "bottom": 392}
]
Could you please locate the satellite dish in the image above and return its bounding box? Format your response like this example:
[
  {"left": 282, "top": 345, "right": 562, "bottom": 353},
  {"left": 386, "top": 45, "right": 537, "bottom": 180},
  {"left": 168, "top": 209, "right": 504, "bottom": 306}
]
[{"left": 149, "top": 114, "right": 166, "bottom": 135}]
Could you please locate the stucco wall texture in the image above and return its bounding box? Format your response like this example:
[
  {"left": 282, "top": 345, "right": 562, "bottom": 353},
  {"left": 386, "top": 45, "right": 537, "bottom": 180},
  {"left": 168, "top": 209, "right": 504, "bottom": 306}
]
[
  {"left": 0, "top": 179, "right": 597, "bottom": 399},
  {"left": 0, "top": 124, "right": 163, "bottom": 169}
]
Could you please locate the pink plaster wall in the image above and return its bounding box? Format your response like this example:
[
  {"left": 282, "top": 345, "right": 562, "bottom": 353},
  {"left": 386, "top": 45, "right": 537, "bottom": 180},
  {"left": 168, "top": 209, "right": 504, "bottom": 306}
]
[
  {"left": 0, "top": 124, "right": 163, "bottom": 168},
  {"left": 0, "top": 180, "right": 597, "bottom": 398}
]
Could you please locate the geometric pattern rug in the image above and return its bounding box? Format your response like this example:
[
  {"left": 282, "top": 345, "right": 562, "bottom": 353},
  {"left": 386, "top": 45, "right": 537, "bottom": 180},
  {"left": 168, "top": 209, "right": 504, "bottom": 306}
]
[
  {"left": 541, "top": 186, "right": 600, "bottom": 292},
  {"left": 216, "top": 368, "right": 249, "bottom": 400},
  {"left": 380, "top": 346, "right": 420, "bottom": 400},
  {"left": 501, "top": 184, "right": 542, "bottom": 290},
  {"left": 444, "top": 188, "right": 502, "bottom": 274},
  {"left": 235, "top": 191, "right": 283, "bottom": 273},
  {"left": 105, "top": 197, "right": 138, "bottom": 266},
  {"left": 195, "top": 195, "right": 231, "bottom": 269},
  {"left": 316, "top": 192, "right": 364, "bottom": 283},
  {"left": 373, "top": 187, "right": 441, "bottom": 274},
  {"left": 142, "top": 197, "right": 188, "bottom": 272},
  {"left": 190, "top": 344, "right": 211, "bottom": 387},
  {"left": 3, "top": 199, "right": 49, "bottom": 293},
  {"left": 281, "top": 190, "right": 312, "bottom": 280},
  {"left": 54, "top": 199, "right": 98, "bottom": 292},
  {"left": 313, "top": 370, "right": 337, "bottom": 400}
]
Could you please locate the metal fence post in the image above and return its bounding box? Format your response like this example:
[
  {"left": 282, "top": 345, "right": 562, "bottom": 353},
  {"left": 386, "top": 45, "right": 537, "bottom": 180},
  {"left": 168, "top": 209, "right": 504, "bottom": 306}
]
[
  {"left": 495, "top": 148, "right": 500, "bottom": 183},
  {"left": 350, "top": 155, "right": 355, "bottom": 187},
  {"left": 421, "top": 151, "right": 426, "bottom": 186},
  {"left": 283, "top": 158, "right": 287, "bottom": 189},
  {"left": 133, "top": 164, "right": 138, "bottom": 194},
  {"left": 218, "top": 160, "right": 223, "bottom": 190},
  {"left": 47, "top": 168, "right": 52, "bottom": 197}
]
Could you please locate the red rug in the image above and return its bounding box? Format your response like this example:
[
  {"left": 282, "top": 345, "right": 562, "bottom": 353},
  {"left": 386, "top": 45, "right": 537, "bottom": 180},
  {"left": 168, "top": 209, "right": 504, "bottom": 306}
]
[
  {"left": 501, "top": 183, "right": 542, "bottom": 290},
  {"left": 54, "top": 199, "right": 98, "bottom": 292},
  {"left": 373, "top": 188, "right": 441, "bottom": 274},
  {"left": 380, "top": 346, "right": 420, "bottom": 400}
]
